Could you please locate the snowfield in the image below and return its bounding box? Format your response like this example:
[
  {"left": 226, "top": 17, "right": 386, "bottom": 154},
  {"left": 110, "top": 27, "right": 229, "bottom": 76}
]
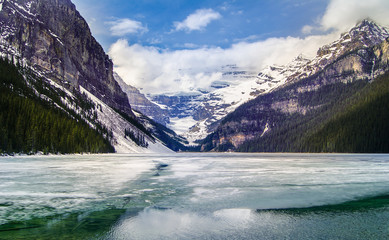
[{"left": 80, "top": 86, "right": 173, "bottom": 154}]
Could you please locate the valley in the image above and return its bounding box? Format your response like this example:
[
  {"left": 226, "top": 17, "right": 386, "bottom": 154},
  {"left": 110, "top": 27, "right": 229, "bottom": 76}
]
[{"left": 1, "top": 0, "right": 389, "bottom": 154}]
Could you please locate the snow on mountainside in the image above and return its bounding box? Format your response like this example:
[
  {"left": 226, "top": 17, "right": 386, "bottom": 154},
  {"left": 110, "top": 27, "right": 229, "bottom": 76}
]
[
  {"left": 183, "top": 58, "right": 311, "bottom": 143},
  {"left": 285, "top": 19, "right": 389, "bottom": 84},
  {"left": 80, "top": 86, "right": 172, "bottom": 153},
  {"left": 200, "top": 19, "right": 389, "bottom": 152},
  {"left": 114, "top": 73, "right": 170, "bottom": 126},
  {"left": 141, "top": 54, "right": 311, "bottom": 144},
  {"left": 0, "top": 0, "right": 174, "bottom": 153},
  {"left": 127, "top": 19, "right": 389, "bottom": 145}
]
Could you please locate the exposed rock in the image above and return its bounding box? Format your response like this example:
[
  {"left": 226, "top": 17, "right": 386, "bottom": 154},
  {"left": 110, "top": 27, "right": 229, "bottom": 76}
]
[
  {"left": 114, "top": 73, "right": 169, "bottom": 125},
  {"left": 0, "top": 0, "right": 133, "bottom": 117},
  {"left": 201, "top": 20, "right": 389, "bottom": 151},
  {"left": 0, "top": 0, "right": 187, "bottom": 153}
]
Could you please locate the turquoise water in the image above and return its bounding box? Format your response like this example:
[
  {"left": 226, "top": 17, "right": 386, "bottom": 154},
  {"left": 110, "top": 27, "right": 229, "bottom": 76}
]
[{"left": 1, "top": 153, "right": 389, "bottom": 239}]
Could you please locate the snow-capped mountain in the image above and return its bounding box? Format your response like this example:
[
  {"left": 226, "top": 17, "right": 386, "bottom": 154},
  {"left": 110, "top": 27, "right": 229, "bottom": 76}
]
[
  {"left": 136, "top": 51, "right": 311, "bottom": 144},
  {"left": 284, "top": 19, "right": 389, "bottom": 84},
  {"left": 114, "top": 72, "right": 170, "bottom": 126},
  {"left": 129, "top": 19, "right": 389, "bottom": 145},
  {"left": 178, "top": 58, "right": 311, "bottom": 143},
  {"left": 0, "top": 0, "right": 179, "bottom": 153},
  {"left": 200, "top": 19, "right": 389, "bottom": 152}
]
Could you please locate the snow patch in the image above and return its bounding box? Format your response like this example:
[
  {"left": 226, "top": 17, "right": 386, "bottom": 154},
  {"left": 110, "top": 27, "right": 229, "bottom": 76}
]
[
  {"left": 80, "top": 86, "right": 172, "bottom": 154},
  {"left": 7, "top": 0, "right": 36, "bottom": 20},
  {"left": 48, "top": 29, "right": 64, "bottom": 46},
  {"left": 173, "top": 58, "right": 311, "bottom": 142},
  {"left": 260, "top": 123, "right": 270, "bottom": 137},
  {"left": 167, "top": 116, "right": 197, "bottom": 136}
]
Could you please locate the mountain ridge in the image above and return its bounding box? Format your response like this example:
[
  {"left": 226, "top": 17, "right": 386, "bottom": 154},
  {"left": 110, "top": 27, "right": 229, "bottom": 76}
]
[
  {"left": 0, "top": 0, "right": 133, "bottom": 116},
  {"left": 0, "top": 0, "right": 183, "bottom": 153},
  {"left": 122, "top": 19, "right": 389, "bottom": 146},
  {"left": 200, "top": 19, "right": 389, "bottom": 152}
]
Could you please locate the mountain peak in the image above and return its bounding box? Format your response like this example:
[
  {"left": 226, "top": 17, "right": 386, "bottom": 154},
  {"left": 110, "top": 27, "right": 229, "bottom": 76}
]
[
  {"left": 0, "top": 0, "right": 133, "bottom": 116},
  {"left": 349, "top": 18, "right": 389, "bottom": 44},
  {"left": 314, "top": 19, "right": 388, "bottom": 67},
  {"left": 355, "top": 18, "right": 381, "bottom": 29}
]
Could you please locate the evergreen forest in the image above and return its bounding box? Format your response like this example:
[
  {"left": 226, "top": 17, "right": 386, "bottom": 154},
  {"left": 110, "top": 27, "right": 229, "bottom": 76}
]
[
  {"left": 0, "top": 58, "right": 114, "bottom": 154},
  {"left": 236, "top": 72, "right": 389, "bottom": 153}
]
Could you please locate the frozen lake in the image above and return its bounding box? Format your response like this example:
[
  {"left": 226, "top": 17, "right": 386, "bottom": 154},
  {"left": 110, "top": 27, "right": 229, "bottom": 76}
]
[{"left": 1, "top": 153, "right": 389, "bottom": 239}]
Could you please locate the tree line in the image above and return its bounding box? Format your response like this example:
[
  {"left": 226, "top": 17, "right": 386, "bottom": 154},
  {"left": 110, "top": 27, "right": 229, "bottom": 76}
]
[{"left": 0, "top": 57, "right": 114, "bottom": 154}]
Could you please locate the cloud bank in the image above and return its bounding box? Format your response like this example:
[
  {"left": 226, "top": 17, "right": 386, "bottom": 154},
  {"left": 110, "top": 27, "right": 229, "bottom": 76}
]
[
  {"left": 174, "top": 9, "right": 221, "bottom": 32},
  {"left": 303, "top": 0, "right": 389, "bottom": 34},
  {"left": 109, "top": 0, "right": 389, "bottom": 95},
  {"left": 109, "top": 35, "right": 336, "bottom": 94}
]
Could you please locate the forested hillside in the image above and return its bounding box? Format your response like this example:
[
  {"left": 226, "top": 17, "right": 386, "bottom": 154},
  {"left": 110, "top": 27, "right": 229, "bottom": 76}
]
[
  {"left": 234, "top": 72, "right": 389, "bottom": 153},
  {"left": 0, "top": 58, "right": 114, "bottom": 154},
  {"left": 301, "top": 72, "right": 389, "bottom": 153},
  {"left": 200, "top": 19, "right": 389, "bottom": 153}
]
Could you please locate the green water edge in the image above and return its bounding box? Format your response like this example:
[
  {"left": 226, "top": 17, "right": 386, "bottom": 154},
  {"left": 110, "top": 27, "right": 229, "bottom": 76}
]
[
  {"left": 0, "top": 207, "right": 142, "bottom": 240},
  {"left": 0, "top": 166, "right": 173, "bottom": 240},
  {"left": 1, "top": 194, "right": 389, "bottom": 240},
  {"left": 257, "top": 194, "right": 389, "bottom": 214}
]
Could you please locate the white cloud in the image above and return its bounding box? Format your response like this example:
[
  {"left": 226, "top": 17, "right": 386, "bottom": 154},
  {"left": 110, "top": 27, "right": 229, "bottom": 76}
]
[
  {"left": 107, "top": 18, "right": 148, "bottom": 36},
  {"left": 301, "top": 25, "right": 314, "bottom": 35},
  {"left": 302, "top": 0, "right": 389, "bottom": 34},
  {"left": 174, "top": 9, "right": 221, "bottom": 32},
  {"left": 110, "top": 0, "right": 389, "bottom": 96},
  {"left": 321, "top": 0, "right": 389, "bottom": 31},
  {"left": 109, "top": 33, "right": 337, "bottom": 95}
]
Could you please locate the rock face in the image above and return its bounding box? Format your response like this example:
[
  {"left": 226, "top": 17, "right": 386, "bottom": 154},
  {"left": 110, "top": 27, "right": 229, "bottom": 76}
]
[
  {"left": 0, "top": 0, "right": 184, "bottom": 153},
  {"left": 114, "top": 73, "right": 169, "bottom": 125},
  {"left": 201, "top": 19, "right": 389, "bottom": 152},
  {"left": 0, "top": 0, "right": 133, "bottom": 116},
  {"left": 284, "top": 19, "right": 389, "bottom": 85}
]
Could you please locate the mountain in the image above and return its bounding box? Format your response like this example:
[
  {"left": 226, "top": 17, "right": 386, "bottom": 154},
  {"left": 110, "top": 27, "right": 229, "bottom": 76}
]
[
  {"left": 114, "top": 73, "right": 191, "bottom": 151},
  {"left": 130, "top": 62, "right": 308, "bottom": 145},
  {"left": 0, "top": 57, "right": 114, "bottom": 154},
  {"left": 0, "top": 0, "right": 181, "bottom": 153},
  {"left": 200, "top": 19, "right": 389, "bottom": 152},
  {"left": 116, "top": 43, "right": 320, "bottom": 145},
  {"left": 0, "top": 0, "right": 131, "bottom": 115},
  {"left": 114, "top": 72, "right": 170, "bottom": 126}
]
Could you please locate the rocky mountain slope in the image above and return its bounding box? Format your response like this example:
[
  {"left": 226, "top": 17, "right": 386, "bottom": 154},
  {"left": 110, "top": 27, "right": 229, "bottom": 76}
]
[
  {"left": 129, "top": 61, "right": 308, "bottom": 145},
  {"left": 114, "top": 73, "right": 170, "bottom": 126},
  {"left": 200, "top": 19, "right": 389, "bottom": 152},
  {"left": 118, "top": 38, "right": 340, "bottom": 145},
  {"left": 0, "top": 57, "right": 114, "bottom": 154},
  {"left": 0, "top": 0, "right": 183, "bottom": 153},
  {"left": 0, "top": 0, "right": 131, "bottom": 115}
]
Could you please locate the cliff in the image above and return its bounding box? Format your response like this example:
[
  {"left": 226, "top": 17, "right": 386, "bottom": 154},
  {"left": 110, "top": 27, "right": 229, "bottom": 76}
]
[{"left": 0, "top": 0, "right": 133, "bottom": 116}]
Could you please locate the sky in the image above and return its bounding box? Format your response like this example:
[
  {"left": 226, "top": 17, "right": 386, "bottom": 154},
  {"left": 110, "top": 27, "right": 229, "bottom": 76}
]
[{"left": 72, "top": 0, "right": 389, "bottom": 94}]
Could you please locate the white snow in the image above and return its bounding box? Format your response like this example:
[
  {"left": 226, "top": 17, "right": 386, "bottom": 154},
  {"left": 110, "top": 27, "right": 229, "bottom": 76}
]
[
  {"left": 48, "top": 29, "right": 64, "bottom": 46},
  {"left": 160, "top": 57, "right": 311, "bottom": 142},
  {"left": 5, "top": 1, "right": 34, "bottom": 21},
  {"left": 80, "top": 86, "right": 173, "bottom": 154},
  {"left": 11, "top": 0, "right": 36, "bottom": 18},
  {"left": 147, "top": 19, "right": 389, "bottom": 142},
  {"left": 183, "top": 119, "right": 209, "bottom": 145},
  {"left": 260, "top": 123, "right": 270, "bottom": 137},
  {"left": 167, "top": 116, "right": 198, "bottom": 136}
]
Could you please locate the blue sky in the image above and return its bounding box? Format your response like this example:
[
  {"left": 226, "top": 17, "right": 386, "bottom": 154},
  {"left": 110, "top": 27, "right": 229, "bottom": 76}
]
[
  {"left": 72, "top": 0, "right": 389, "bottom": 94},
  {"left": 72, "top": 0, "right": 329, "bottom": 51}
]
